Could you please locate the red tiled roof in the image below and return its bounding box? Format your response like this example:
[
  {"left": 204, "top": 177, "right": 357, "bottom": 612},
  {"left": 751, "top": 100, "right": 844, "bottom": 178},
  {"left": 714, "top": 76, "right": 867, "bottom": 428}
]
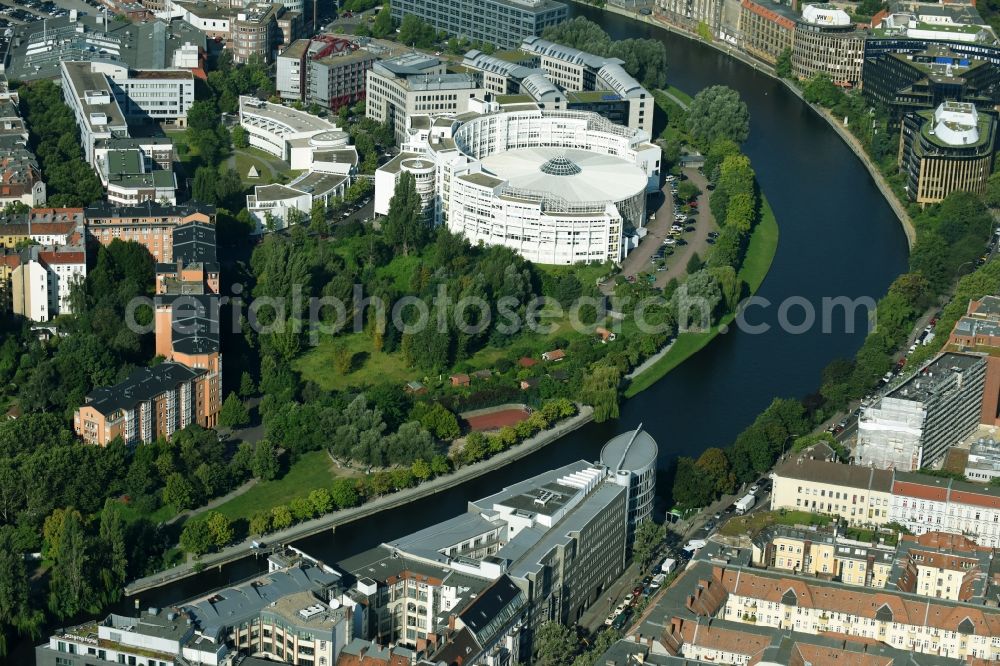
[
  {"left": 38, "top": 251, "right": 85, "bottom": 265},
  {"left": 893, "top": 480, "right": 947, "bottom": 502}
]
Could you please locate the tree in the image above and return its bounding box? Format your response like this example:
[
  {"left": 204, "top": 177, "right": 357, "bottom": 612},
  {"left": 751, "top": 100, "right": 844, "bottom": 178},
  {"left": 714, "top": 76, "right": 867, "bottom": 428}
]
[
  {"left": 417, "top": 402, "right": 461, "bottom": 440},
  {"left": 179, "top": 519, "right": 214, "bottom": 555},
  {"left": 47, "top": 510, "right": 95, "bottom": 618},
  {"left": 289, "top": 497, "right": 315, "bottom": 521},
  {"left": 676, "top": 180, "right": 700, "bottom": 203},
  {"left": 672, "top": 457, "right": 714, "bottom": 508},
  {"left": 163, "top": 472, "right": 197, "bottom": 511},
  {"left": 775, "top": 47, "right": 793, "bottom": 78},
  {"left": 332, "top": 342, "right": 354, "bottom": 374},
  {"left": 0, "top": 525, "right": 38, "bottom": 656},
  {"left": 371, "top": 4, "right": 393, "bottom": 38},
  {"left": 219, "top": 392, "right": 251, "bottom": 429},
  {"left": 686, "top": 86, "right": 750, "bottom": 148},
  {"left": 249, "top": 510, "right": 271, "bottom": 535},
  {"left": 205, "top": 511, "right": 234, "bottom": 548},
  {"left": 310, "top": 198, "right": 327, "bottom": 235},
  {"left": 533, "top": 621, "right": 578, "bottom": 666},
  {"left": 695, "top": 448, "right": 736, "bottom": 495},
  {"left": 331, "top": 478, "right": 361, "bottom": 508},
  {"left": 308, "top": 488, "right": 333, "bottom": 515},
  {"left": 231, "top": 125, "right": 249, "bottom": 148},
  {"left": 271, "top": 505, "right": 293, "bottom": 530},
  {"left": 252, "top": 440, "right": 280, "bottom": 481},
  {"left": 581, "top": 363, "right": 621, "bottom": 422},
  {"left": 239, "top": 371, "right": 256, "bottom": 398},
  {"left": 632, "top": 520, "right": 664, "bottom": 570},
  {"left": 803, "top": 73, "right": 843, "bottom": 108},
  {"left": 411, "top": 458, "right": 432, "bottom": 481},
  {"left": 397, "top": 15, "right": 437, "bottom": 48},
  {"left": 193, "top": 166, "right": 218, "bottom": 204},
  {"left": 383, "top": 172, "right": 430, "bottom": 255}
]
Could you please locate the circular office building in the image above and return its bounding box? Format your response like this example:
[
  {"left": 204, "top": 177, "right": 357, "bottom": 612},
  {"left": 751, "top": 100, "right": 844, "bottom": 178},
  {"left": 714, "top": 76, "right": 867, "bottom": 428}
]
[
  {"left": 600, "top": 427, "right": 657, "bottom": 544},
  {"left": 443, "top": 110, "right": 661, "bottom": 265}
]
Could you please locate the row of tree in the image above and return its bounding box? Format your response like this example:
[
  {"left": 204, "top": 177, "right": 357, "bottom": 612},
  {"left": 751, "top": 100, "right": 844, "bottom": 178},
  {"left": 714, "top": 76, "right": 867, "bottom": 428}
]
[{"left": 542, "top": 17, "right": 669, "bottom": 90}]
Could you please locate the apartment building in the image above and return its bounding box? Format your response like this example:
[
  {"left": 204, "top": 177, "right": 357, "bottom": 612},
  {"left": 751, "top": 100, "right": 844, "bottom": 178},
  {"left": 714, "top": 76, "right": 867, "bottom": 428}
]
[
  {"left": 83, "top": 201, "right": 216, "bottom": 263},
  {"left": 0, "top": 91, "right": 46, "bottom": 207},
  {"left": 792, "top": 4, "right": 866, "bottom": 86},
  {"left": 737, "top": 0, "right": 796, "bottom": 66},
  {"left": 232, "top": 2, "right": 286, "bottom": 64},
  {"left": 646, "top": 552, "right": 1000, "bottom": 663},
  {"left": 389, "top": 0, "right": 568, "bottom": 50},
  {"left": 773, "top": 457, "right": 1000, "bottom": 548},
  {"left": 770, "top": 457, "right": 895, "bottom": 525},
  {"left": 891, "top": 531, "right": 995, "bottom": 603},
  {"left": 889, "top": 471, "right": 1000, "bottom": 548},
  {"left": 0, "top": 208, "right": 84, "bottom": 248},
  {"left": 856, "top": 352, "right": 988, "bottom": 471},
  {"left": 366, "top": 54, "right": 484, "bottom": 144},
  {"left": 657, "top": 0, "right": 723, "bottom": 39},
  {"left": 751, "top": 525, "right": 895, "bottom": 588},
  {"left": 73, "top": 361, "right": 214, "bottom": 445},
  {"left": 899, "top": 101, "right": 996, "bottom": 206},
  {"left": 277, "top": 37, "right": 376, "bottom": 110},
  {"left": 949, "top": 295, "right": 1000, "bottom": 350}
]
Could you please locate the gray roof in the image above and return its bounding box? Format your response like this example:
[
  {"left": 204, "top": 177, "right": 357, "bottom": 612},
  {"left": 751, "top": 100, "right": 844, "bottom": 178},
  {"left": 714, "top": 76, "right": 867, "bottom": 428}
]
[
  {"left": 600, "top": 428, "right": 657, "bottom": 473},
  {"left": 385, "top": 512, "right": 501, "bottom": 564},
  {"left": 886, "top": 352, "right": 985, "bottom": 403},
  {"left": 286, "top": 171, "right": 347, "bottom": 196},
  {"left": 184, "top": 565, "right": 341, "bottom": 640},
  {"left": 520, "top": 72, "right": 561, "bottom": 101},
  {"left": 84, "top": 362, "right": 205, "bottom": 415},
  {"left": 375, "top": 52, "right": 442, "bottom": 76},
  {"left": 773, "top": 458, "right": 894, "bottom": 493},
  {"left": 508, "top": 482, "right": 624, "bottom": 580},
  {"left": 470, "top": 459, "right": 599, "bottom": 517},
  {"left": 463, "top": 49, "right": 540, "bottom": 81},
  {"left": 521, "top": 36, "right": 616, "bottom": 70}
]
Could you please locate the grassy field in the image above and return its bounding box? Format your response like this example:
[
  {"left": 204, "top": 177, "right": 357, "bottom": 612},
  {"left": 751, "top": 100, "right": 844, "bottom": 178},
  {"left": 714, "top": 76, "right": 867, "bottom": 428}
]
[
  {"left": 664, "top": 85, "right": 693, "bottom": 106},
  {"left": 206, "top": 450, "right": 358, "bottom": 522},
  {"left": 535, "top": 262, "right": 614, "bottom": 291},
  {"left": 719, "top": 509, "right": 830, "bottom": 538},
  {"left": 294, "top": 331, "right": 415, "bottom": 391},
  {"left": 624, "top": 196, "right": 779, "bottom": 397}
]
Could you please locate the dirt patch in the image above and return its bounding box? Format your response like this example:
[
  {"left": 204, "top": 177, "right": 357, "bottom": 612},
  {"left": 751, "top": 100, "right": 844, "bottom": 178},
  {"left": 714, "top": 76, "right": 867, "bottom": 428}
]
[{"left": 464, "top": 407, "right": 532, "bottom": 432}]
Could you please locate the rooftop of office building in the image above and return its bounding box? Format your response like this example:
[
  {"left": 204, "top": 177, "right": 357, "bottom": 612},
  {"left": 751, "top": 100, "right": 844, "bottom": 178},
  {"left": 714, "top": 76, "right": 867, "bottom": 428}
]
[
  {"left": 773, "top": 456, "right": 894, "bottom": 492},
  {"left": 886, "top": 351, "right": 985, "bottom": 402},
  {"left": 60, "top": 61, "right": 127, "bottom": 131},
  {"left": 6, "top": 15, "right": 206, "bottom": 81},
  {"left": 601, "top": 427, "right": 657, "bottom": 473},
  {"left": 239, "top": 96, "right": 340, "bottom": 135}
]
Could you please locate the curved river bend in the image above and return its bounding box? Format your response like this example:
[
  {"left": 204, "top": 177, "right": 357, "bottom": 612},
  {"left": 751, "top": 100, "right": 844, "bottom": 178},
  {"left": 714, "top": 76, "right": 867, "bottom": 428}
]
[{"left": 10, "top": 8, "right": 909, "bottom": 662}]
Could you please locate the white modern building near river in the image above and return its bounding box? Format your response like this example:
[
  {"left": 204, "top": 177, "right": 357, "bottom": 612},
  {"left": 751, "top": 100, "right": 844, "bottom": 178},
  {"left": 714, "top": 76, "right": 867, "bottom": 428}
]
[{"left": 374, "top": 106, "right": 660, "bottom": 264}]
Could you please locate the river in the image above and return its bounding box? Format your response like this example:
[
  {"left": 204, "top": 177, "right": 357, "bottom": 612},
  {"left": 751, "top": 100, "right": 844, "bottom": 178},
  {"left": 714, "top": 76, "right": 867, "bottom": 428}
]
[{"left": 9, "top": 8, "right": 910, "bottom": 663}]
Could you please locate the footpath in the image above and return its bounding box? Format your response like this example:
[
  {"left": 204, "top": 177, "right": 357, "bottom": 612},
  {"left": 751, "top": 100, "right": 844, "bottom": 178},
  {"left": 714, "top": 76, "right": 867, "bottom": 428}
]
[{"left": 125, "top": 405, "right": 594, "bottom": 595}]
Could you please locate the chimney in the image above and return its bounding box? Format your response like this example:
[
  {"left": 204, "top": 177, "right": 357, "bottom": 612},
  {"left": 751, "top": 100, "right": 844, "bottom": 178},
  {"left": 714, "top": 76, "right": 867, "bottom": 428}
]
[{"left": 448, "top": 614, "right": 457, "bottom": 630}]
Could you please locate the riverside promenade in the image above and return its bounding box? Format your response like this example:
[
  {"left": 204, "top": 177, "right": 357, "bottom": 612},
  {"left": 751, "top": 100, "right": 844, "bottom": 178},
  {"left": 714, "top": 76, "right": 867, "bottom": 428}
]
[{"left": 125, "top": 405, "right": 594, "bottom": 596}]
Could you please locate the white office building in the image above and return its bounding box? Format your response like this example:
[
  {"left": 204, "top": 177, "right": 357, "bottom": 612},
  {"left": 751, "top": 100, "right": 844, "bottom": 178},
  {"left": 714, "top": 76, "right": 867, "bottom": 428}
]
[
  {"left": 856, "top": 352, "right": 988, "bottom": 471},
  {"left": 600, "top": 426, "right": 657, "bottom": 546},
  {"left": 238, "top": 95, "right": 356, "bottom": 170},
  {"left": 376, "top": 107, "right": 660, "bottom": 265}
]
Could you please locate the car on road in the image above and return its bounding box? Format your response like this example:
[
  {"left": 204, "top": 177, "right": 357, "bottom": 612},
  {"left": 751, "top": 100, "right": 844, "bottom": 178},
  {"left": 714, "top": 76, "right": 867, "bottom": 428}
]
[
  {"left": 663, "top": 238, "right": 677, "bottom": 245},
  {"left": 749, "top": 484, "right": 759, "bottom": 494},
  {"left": 724, "top": 503, "right": 735, "bottom": 513},
  {"left": 623, "top": 593, "right": 634, "bottom": 605},
  {"left": 614, "top": 604, "right": 626, "bottom": 615},
  {"left": 633, "top": 586, "right": 644, "bottom": 595},
  {"left": 705, "top": 520, "right": 717, "bottom": 532},
  {"left": 641, "top": 576, "right": 652, "bottom": 586},
  {"left": 605, "top": 614, "right": 616, "bottom": 626},
  {"left": 706, "top": 237, "right": 716, "bottom": 244}
]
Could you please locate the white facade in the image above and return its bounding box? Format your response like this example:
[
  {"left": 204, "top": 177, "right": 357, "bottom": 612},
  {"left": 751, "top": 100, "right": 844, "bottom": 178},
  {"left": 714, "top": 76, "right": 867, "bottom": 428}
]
[
  {"left": 374, "top": 109, "right": 659, "bottom": 265},
  {"left": 856, "top": 353, "right": 987, "bottom": 471},
  {"left": 238, "top": 95, "right": 352, "bottom": 169},
  {"left": 12, "top": 260, "right": 49, "bottom": 322}
]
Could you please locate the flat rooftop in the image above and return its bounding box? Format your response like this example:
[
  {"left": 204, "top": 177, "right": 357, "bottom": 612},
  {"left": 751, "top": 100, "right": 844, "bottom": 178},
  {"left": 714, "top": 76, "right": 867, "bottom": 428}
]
[
  {"left": 887, "top": 352, "right": 985, "bottom": 403},
  {"left": 239, "top": 97, "right": 339, "bottom": 135}
]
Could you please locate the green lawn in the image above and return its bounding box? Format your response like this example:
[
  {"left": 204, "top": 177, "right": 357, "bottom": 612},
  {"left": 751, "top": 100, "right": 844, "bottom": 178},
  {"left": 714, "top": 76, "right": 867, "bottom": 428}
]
[
  {"left": 295, "top": 331, "right": 416, "bottom": 391},
  {"left": 112, "top": 500, "right": 177, "bottom": 526},
  {"left": 624, "top": 195, "right": 780, "bottom": 397},
  {"left": 207, "top": 450, "right": 356, "bottom": 522},
  {"left": 534, "top": 261, "right": 614, "bottom": 291},
  {"left": 720, "top": 509, "right": 831, "bottom": 538},
  {"left": 376, "top": 255, "right": 423, "bottom": 292},
  {"left": 664, "top": 85, "right": 694, "bottom": 107}
]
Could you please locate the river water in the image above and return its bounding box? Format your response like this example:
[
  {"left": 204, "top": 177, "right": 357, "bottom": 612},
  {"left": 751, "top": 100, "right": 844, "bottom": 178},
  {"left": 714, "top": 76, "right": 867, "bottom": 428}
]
[{"left": 10, "top": 8, "right": 910, "bottom": 663}]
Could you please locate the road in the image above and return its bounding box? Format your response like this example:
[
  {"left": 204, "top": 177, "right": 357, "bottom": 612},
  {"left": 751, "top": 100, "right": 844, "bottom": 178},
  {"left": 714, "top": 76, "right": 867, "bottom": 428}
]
[{"left": 611, "top": 167, "right": 717, "bottom": 292}]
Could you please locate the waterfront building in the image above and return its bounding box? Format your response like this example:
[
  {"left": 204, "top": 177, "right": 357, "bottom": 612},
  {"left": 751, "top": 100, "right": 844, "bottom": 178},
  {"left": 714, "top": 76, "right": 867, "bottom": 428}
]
[
  {"left": 657, "top": 0, "right": 724, "bottom": 39},
  {"left": 898, "top": 101, "right": 996, "bottom": 205},
  {"left": 737, "top": 0, "right": 796, "bottom": 66},
  {"left": 365, "top": 53, "right": 485, "bottom": 144},
  {"left": 84, "top": 201, "right": 216, "bottom": 263},
  {"left": 336, "top": 436, "right": 653, "bottom": 656},
  {"left": 855, "top": 352, "right": 987, "bottom": 471},
  {"left": 792, "top": 4, "right": 867, "bottom": 86},
  {"left": 374, "top": 108, "right": 660, "bottom": 265},
  {"left": 276, "top": 36, "right": 376, "bottom": 110},
  {"left": 600, "top": 426, "right": 657, "bottom": 546},
  {"left": 34, "top": 608, "right": 229, "bottom": 666},
  {"left": 769, "top": 456, "right": 895, "bottom": 526},
  {"left": 861, "top": 43, "right": 1000, "bottom": 128},
  {"left": 388, "top": 0, "right": 568, "bottom": 50},
  {"left": 518, "top": 37, "right": 654, "bottom": 134}
]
